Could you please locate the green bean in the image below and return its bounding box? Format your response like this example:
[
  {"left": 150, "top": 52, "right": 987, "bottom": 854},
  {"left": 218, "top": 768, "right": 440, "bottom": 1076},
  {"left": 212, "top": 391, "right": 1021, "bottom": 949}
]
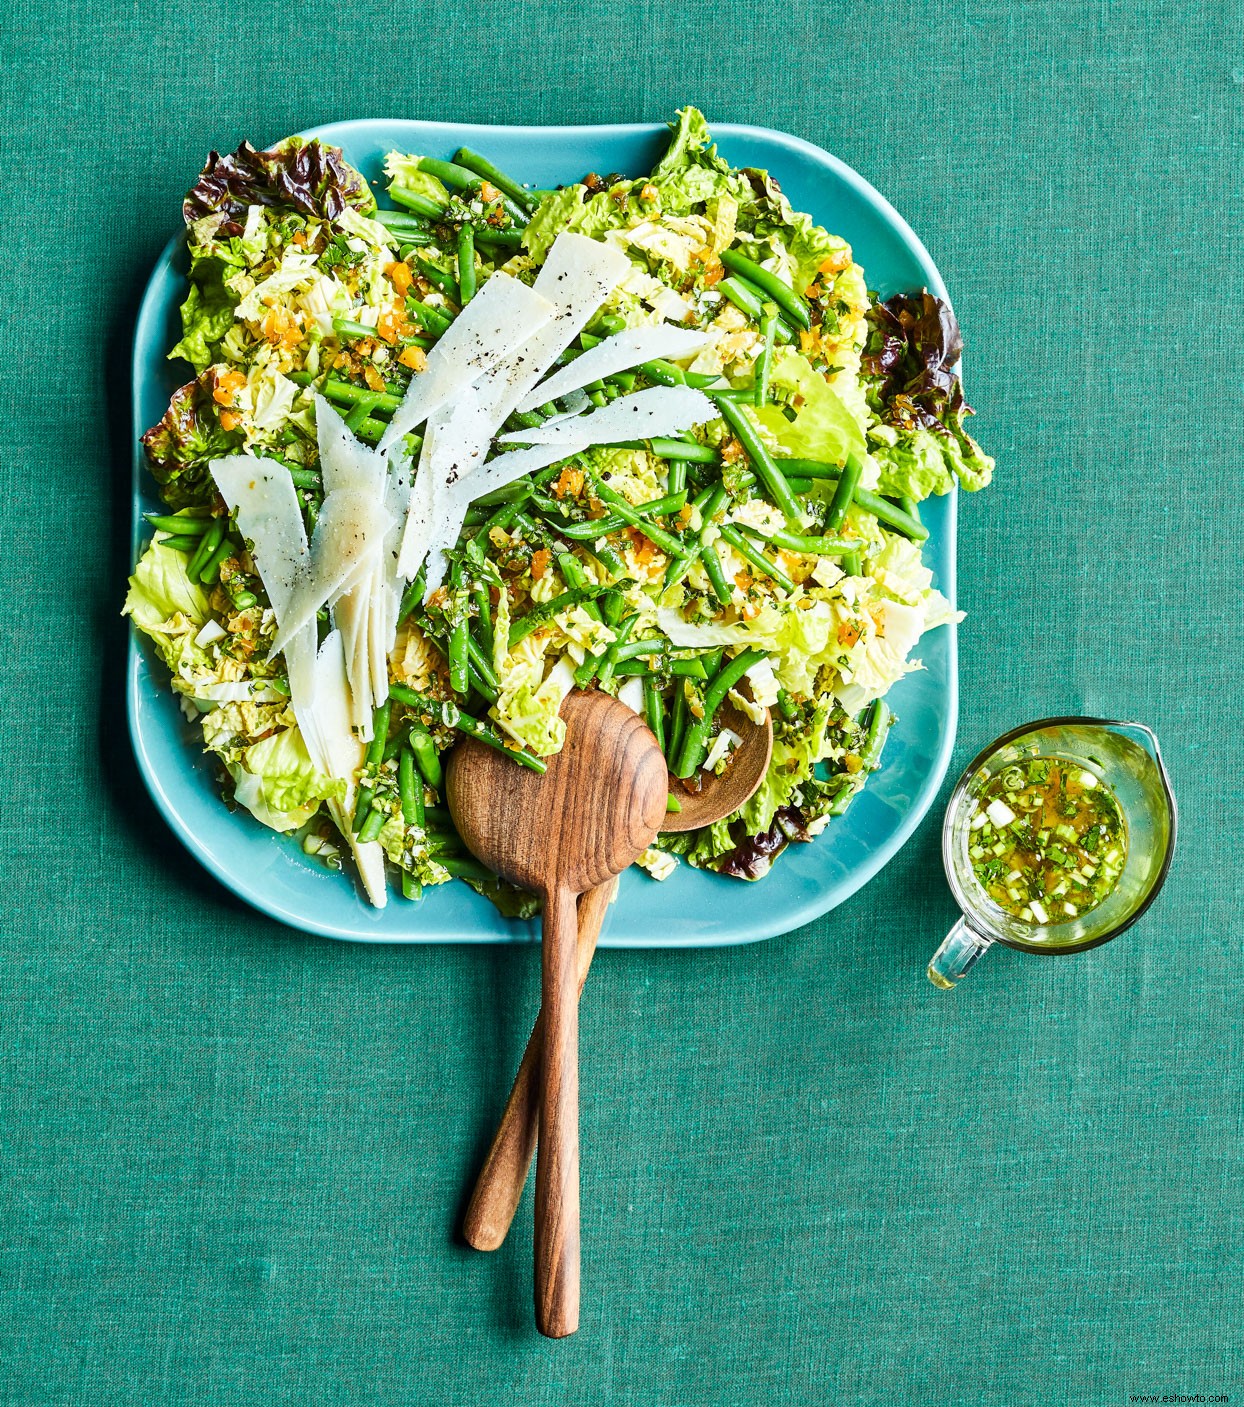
[
  {"left": 440, "top": 855, "right": 499, "bottom": 883},
  {"left": 466, "top": 633, "right": 498, "bottom": 692},
  {"left": 825, "top": 453, "right": 863, "bottom": 533},
  {"left": 186, "top": 517, "right": 225, "bottom": 583},
  {"left": 718, "top": 279, "right": 795, "bottom": 342},
  {"left": 382, "top": 730, "right": 404, "bottom": 764},
  {"left": 898, "top": 495, "right": 921, "bottom": 523},
  {"left": 288, "top": 371, "right": 404, "bottom": 415},
  {"left": 354, "top": 416, "right": 408, "bottom": 447},
  {"left": 860, "top": 698, "right": 891, "bottom": 770},
  {"left": 666, "top": 794, "right": 682, "bottom": 813},
  {"left": 388, "top": 685, "right": 546, "bottom": 773},
  {"left": 730, "top": 468, "right": 812, "bottom": 498},
  {"left": 668, "top": 679, "right": 690, "bottom": 765},
  {"left": 776, "top": 689, "right": 798, "bottom": 722},
  {"left": 554, "top": 489, "right": 687, "bottom": 541},
  {"left": 720, "top": 249, "right": 811, "bottom": 329},
  {"left": 668, "top": 658, "right": 708, "bottom": 678},
  {"left": 416, "top": 156, "right": 528, "bottom": 224},
  {"left": 332, "top": 317, "right": 380, "bottom": 342},
  {"left": 154, "top": 533, "right": 202, "bottom": 552},
  {"left": 388, "top": 189, "right": 447, "bottom": 220},
  {"left": 415, "top": 256, "right": 460, "bottom": 303},
  {"left": 467, "top": 662, "right": 498, "bottom": 703},
  {"left": 556, "top": 552, "right": 601, "bottom": 622},
  {"left": 663, "top": 551, "right": 695, "bottom": 591},
  {"left": 841, "top": 550, "right": 862, "bottom": 577},
  {"left": 357, "top": 806, "right": 387, "bottom": 843},
  {"left": 608, "top": 662, "right": 653, "bottom": 679},
  {"left": 448, "top": 564, "right": 470, "bottom": 696},
  {"left": 666, "top": 458, "right": 687, "bottom": 496},
  {"left": 456, "top": 225, "right": 476, "bottom": 305},
  {"left": 585, "top": 540, "right": 624, "bottom": 576},
  {"left": 453, "top": 147, "right": 537, "bottom": 214},
  {"left": 400, "top": 871, "right": 423, "bottom": 901},
  {"left": 473, "top": 228, "right": 523, "bottom": 250},
  {"left": 145, "top": 513, "right": 208, "bottom": 535},
  {"left": 609, "top": 370, "right": 637, "bottom": 393},
  {"left": 673, "top": 648, "right": 768, "bottom": 777},
  {"left": 773, "top": 460, "right": 930, "bottom": 541},
  {"left": 700, "top": 542, "right": 734, "bottom": 604},
  {"left": 573, "top": 651, "right": 603, "bottom": 688},
  {"left": 508, "top": 583, "right": 613, "bottom": 647},
  {"left": 710, "top": 395, "right": 802, "bottom": 521},
  {"left": 472, "top": 586, "right": 494, "bottom": 655},
  {"left": 755, "top": 302, "right": 778, "bottom": 405},
  {"left": 399, "top": 746, "right": 425, "bottom": 826},
  {"left": 601, "top": 590, "right": 626, "bottom": 628},
  {"left": 398, "top": 570, "right": 427, "bottom": 625},
  {"left": 643, "top": 677, "right": 666, "bottom": 753},
  {"left": 352, "top": 700, "right": 392, "bottom": 833},
  {"left": 696, "top": 483, "right": 728, "bottom": 540},
  {"left": 407, "top": 301, "right": 454, "bottom": 336},
  {"left": 285, "top": 464, "right": 322, "bottom": 490},
  {"left": 228, "top": 588, "right": 258, "bottom": 610},
  {"left": 739, "top": 525, "right": 859, "bottom": 556},
  {"left": 472, "top": 476, "right": 532, "bottom": 509},
  {"left": 603, "top": 437, "right": 719, "bottom": 465},
  {"left": 407, "top": 718, "right": 443, "bottom": 789},
  {"left": 584, "top": 474, "right": 686, "bottom": 558},
  {"left": 199, "top": 536, "right": 237, "bottom": 586},
  {"left": 344, "top": 392, "right": 382, "bottom": 432},
  {"left": 375, "top": 208, "right": 437, "bottom": 239},
  {"left": 716, "top": 523, "right": 796, "bottom": 592},
  {"left": 596, "top": 614, "right": 636, "bottom": 688}
]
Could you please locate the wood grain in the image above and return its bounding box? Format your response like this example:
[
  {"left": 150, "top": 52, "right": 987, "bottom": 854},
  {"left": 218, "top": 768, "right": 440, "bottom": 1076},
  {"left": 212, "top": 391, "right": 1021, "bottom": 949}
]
[
  {"left": 457, "top": 703, "right": 773, "bottom": 1259},
  {"left": 446, "top": 691, "right": 667, "bottom": 1338},
  {"left": 461, "top": 881, "right": 614, "bottom": 1254}
]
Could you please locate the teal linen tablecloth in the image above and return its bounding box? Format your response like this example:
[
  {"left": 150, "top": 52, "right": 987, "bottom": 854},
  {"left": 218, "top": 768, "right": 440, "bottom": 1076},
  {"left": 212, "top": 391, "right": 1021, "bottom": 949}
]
[{"left": 1, "top": 2, "right": 1240, "bottom": 1402}]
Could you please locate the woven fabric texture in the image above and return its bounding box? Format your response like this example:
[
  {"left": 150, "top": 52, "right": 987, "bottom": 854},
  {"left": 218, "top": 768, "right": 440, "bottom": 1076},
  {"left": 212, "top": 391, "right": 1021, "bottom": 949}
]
[{"left": 1, "top": 1, "right": 1240, "bottom": 1402}]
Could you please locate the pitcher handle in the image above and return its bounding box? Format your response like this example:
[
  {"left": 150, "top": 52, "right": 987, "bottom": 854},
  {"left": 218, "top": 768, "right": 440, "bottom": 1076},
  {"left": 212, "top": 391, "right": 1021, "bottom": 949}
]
[{"left": 927, "top": 917, "right": 995, "bottom": 989}]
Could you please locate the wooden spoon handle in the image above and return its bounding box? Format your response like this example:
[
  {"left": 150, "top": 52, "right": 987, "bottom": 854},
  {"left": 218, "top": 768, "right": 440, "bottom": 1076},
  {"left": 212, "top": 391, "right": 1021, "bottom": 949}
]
[
  {"left": 461, "top": 882, "right": 613, "bottom": 1253},
  {"left": 534, "top": 882, "right": 581, "bottom": 1338}
]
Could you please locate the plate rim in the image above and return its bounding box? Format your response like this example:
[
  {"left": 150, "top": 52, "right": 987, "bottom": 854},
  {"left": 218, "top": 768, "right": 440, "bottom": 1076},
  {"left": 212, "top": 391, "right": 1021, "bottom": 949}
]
[{"left": 126, "top": 116, "right": 958, "bottom": 946}]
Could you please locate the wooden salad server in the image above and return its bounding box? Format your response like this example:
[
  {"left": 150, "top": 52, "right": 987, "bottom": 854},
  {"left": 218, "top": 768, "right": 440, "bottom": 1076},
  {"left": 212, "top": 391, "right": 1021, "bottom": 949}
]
[
  {"left": 456, "top": 696, "right": 773, "bottom": 1259},
  {"left": 445, "top": 690, "right": 669, "bottom": 1338}
]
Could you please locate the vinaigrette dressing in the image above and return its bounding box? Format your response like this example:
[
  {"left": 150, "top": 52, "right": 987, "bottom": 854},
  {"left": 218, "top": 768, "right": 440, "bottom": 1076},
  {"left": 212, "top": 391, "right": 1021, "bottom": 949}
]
[{"left": 967, "top": 758, "right": 1127, "bottom": 925}]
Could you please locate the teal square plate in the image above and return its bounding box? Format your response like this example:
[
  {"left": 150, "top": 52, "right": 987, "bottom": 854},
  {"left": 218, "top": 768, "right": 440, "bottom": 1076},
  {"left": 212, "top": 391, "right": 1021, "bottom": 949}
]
[{"left": 128, "top": 118, "right": 957, "bottom": 947}]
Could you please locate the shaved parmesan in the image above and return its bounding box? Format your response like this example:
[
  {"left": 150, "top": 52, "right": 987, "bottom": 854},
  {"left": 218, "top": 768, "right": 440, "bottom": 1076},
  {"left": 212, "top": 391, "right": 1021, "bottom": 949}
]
[
  {"left": 516, "top": 326, "right": 710, "bottom": 411},
  {"left": 209, "top": 454, "right": 308, "bottom": 615},
  {"left": 377, "top": 272, "right": 556, "bottom": 452},
  {"left": 306, "top": 630, "right": 387, "bottom": 908},
  {"left": 268, "top": 486, "right": 393, "bottom": 659},
  {"left": 497, "top": 386, "right": 715, "bottom": 448},
  {"left": 392, "top": 234, "right": 632, "bottom": 589},
  {"left": 315, "top": 394, "right": 386, "bottom": 497}
]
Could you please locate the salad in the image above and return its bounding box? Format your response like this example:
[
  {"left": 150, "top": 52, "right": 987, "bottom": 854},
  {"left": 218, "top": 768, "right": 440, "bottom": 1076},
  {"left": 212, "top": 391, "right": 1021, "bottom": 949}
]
[{"left": 125, "top": 108, "right": 994, "bottom": 915}]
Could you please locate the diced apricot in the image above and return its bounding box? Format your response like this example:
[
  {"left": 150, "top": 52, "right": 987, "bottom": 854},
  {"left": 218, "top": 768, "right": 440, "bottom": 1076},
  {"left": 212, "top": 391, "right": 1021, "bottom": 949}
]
[{"left": 386, "top": 261, "right": 413, "bottom": 296}]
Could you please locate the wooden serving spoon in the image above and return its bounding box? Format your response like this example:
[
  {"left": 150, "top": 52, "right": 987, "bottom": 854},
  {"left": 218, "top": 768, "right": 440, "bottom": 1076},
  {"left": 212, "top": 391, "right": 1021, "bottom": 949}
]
[
  {"left": 457, "top": 696, "right": 773, "bottom": 1260},
  {"left": 445, "top": 691, "right": 669, "bottom": 1338}
]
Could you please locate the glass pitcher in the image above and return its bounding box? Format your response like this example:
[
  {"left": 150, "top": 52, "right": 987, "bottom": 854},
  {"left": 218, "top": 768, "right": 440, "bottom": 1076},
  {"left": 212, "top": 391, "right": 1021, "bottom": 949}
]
[{"left": 928, "top": 718, "right": 1177, "bottom": 989}]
